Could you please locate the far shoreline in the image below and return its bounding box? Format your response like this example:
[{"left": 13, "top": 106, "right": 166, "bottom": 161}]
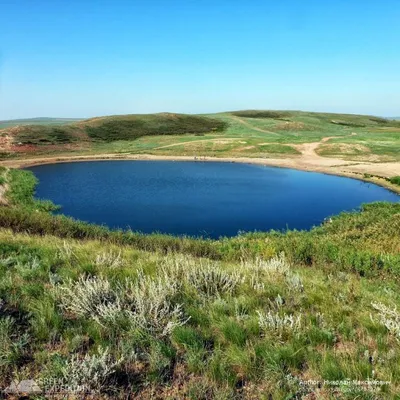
[{"left": 2, "top": 153, "right": 400, "bottom": 195}]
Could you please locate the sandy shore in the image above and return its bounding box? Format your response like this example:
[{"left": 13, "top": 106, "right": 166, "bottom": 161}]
[{"left": 1, "top": 151, "right": 400, "bottom": 194}]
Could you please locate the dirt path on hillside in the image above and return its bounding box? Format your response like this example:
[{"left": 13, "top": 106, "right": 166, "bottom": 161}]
[
  {"left": 154, "top": 133, "right": 356, "bottom": 165},
  {"left": 290, "top": 133, "right": 358, "bottom": 164},
  {"left": 230, "top": 116, "right": 279, "bottom": 135},
  {"left": 154, "top": 137, "right": 240, "bottom": 149},
  {"left": 291, "top": 137, "right": 340, "bottom": 163}
]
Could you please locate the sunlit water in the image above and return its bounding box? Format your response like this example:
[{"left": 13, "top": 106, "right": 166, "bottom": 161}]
[{"left": 27, "top": 161, "right": 399, "bottom": 238}]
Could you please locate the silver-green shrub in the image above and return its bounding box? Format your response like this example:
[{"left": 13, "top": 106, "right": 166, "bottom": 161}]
[
  {"left": 60, "top": 347, "right": 122, "bottom": 394},
  {"left": 54, "top": 273, "right": 188, "bottom": 337},
  {"left": 371, "top": 301, "right": 400, "bottom": 340}
]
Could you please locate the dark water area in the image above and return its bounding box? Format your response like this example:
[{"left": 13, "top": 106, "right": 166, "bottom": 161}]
[{"left": 27, "top": 161, "right": 399, "bottom": 238}]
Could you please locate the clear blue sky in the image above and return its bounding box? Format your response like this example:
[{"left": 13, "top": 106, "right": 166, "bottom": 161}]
[{"left": 1, "top": 0, "right": 399, "bottom": 119}]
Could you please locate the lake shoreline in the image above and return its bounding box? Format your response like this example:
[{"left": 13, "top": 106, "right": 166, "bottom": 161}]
[{"left": 2, "top": 153, "right": 400, "bottom": 195}]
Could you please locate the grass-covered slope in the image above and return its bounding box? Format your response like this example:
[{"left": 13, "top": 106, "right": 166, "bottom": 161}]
[
  {"left": 3, "top": 113, "right": 227, "bottom": 146},
  {"left": 1, "top": 110, "right": 399, "bottom": 165},
  {"left": 231, "top": 110, "right": 400, "bottom": 128},
  {"left": 2, "top": 233, "right": 399, "bottom": 399},
  {"left": 85, "top": 113, "right": 227, "bottom": 142},
  {"left": 9, "top": 124, "right": 86, "bottom": 146},
  {"left": 0, "top": 168, "right": 400, "bottom": 398}
]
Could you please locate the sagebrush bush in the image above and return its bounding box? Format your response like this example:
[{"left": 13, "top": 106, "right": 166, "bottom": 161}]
[
  {"left": 257, "top": 310, "right": 302, "bottom": 335},
  {"left": 54, "top": 273, "right": 188, "bottom": 337},
  {"left": 122, "top": 272, "right": 189, "bottom": 336},
  {"left": 159, "top": 254, "right": 244, "bottom": 297},
  {"left": 55, "top": 276, "right": 118, "bottom": 321},
  {"left": 60, "top": 347, "right": 123, "bottom": 394},
  {"left": 243, "top": 253, "right": 304, "bottom": 292},
  {"left": 240, "top": 253, "right": 290, "bottom": 275},
  {"left": 185, "top": 265, "right": 243, "bottom": 298},
  {"left": 95, "top": 250, "right": 124, "bottom": 269},
  {"left": 371, "top": 302, "right": 400, "bottom": 340},
  {"left": 285, "top": 273, "right": 304, "bottom": 292}
]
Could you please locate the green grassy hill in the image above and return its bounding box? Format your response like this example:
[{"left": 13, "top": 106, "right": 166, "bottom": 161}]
[
  {"left": 1, "top": 113, "right": 227, "bottom": 146},
  {"left": 2, "top": 110, "right": 399, "bottom": 164},
  {"left": 0, "top": 168, "right": 399, "bottom": 398}
]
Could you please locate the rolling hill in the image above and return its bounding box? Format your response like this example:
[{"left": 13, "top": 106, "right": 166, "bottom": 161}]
[
  {"left": 1, "top": 111, "right": 399, "bottom": 186},
  {"left": 0, "top": 113, "right": 227, "bottom": 148},
  {"left": 1, "top": 110, "right": 399, "bottom": 150}
]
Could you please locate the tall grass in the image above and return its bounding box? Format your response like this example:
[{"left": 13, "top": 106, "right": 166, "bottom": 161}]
[
  {"left": 0, "top": 237, "right": 398, "bottom": 397},
  {"left": 6, "top": 169, "right": 59, "bottom": 211}
]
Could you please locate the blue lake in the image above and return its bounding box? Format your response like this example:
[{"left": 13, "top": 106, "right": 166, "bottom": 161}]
[{"left": 27, "top": 161, "right": 399, "bottom": 238}]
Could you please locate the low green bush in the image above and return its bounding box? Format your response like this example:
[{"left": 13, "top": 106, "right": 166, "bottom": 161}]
[
  {"left": 14, "top": 125, "right": 81, "bottom": 145},
  {"left": 85, "top": 114, "right": 227, "bottom": 142},
  {"left": 232, "top": 110, "right": 290, "bottom": 119},
  {"left": 389, "top": 176, "right": 400, "bottom": 186}
]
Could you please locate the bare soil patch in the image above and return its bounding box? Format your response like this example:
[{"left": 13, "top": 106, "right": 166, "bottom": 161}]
[{"left": 319, "top": 143, "right": 371, "bottom": 155}]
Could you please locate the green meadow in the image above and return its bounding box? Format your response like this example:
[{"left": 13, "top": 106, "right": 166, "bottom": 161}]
[{"left": 1, "top": 111, "right": 400, "bottom": 163}]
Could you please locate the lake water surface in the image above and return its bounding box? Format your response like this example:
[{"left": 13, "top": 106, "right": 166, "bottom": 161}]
[{"left": 27, "top": 161, "right": 399, "bottom": 238}]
